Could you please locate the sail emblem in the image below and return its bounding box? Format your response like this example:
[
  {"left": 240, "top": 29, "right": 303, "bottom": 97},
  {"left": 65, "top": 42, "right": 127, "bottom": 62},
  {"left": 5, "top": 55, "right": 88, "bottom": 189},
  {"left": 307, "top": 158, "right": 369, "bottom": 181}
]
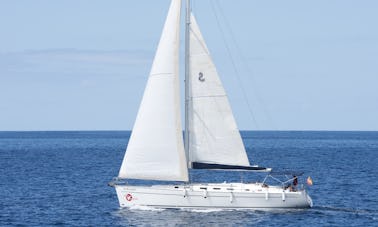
[{"left": 198, "top": 72, "right": 205, "bottom": 82}]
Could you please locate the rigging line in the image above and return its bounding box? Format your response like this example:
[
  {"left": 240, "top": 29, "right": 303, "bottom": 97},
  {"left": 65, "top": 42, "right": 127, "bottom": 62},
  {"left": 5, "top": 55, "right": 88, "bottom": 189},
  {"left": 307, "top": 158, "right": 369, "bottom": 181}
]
[
  {"left": 214, "top": 1, "right": 279, "bottom": 131},
  {"left": 209, "top": 0, "right": 259, "bottom": 130},
  {"left": 214, "top": 2, "right": 280, "bottom": 153}
]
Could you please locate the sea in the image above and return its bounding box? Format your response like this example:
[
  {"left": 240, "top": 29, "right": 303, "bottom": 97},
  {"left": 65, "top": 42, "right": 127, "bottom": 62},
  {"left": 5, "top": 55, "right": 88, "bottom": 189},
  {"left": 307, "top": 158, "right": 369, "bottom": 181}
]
[{"left": 0, "top": 131, "right": 377, "bottom": 226}]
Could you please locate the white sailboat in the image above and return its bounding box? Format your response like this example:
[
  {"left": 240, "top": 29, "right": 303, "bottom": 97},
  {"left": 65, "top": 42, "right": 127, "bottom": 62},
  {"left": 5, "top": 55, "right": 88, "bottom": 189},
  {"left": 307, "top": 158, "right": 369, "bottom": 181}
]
[{"left": 111, "top": 0, "right": 313, "bottom": 209}]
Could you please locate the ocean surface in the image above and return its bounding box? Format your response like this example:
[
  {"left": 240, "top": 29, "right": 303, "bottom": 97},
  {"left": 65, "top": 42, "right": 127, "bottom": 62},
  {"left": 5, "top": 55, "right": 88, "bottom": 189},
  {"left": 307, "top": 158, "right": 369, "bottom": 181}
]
[{"left": 0, "top": 131, "right": 377, "bottom": 226}]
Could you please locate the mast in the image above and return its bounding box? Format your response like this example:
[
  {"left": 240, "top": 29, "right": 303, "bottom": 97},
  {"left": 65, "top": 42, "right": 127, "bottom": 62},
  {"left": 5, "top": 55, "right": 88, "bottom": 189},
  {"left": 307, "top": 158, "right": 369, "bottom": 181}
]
[{"left": 184, "top": 0, "right": 191, "bottom": 168}]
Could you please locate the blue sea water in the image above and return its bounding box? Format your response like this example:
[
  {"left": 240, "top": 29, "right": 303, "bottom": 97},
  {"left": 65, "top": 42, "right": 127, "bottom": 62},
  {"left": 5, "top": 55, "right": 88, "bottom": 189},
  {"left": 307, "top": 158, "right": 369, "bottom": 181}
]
[{"left": 0, "top": 131, "right": 377, "bottom": 226}]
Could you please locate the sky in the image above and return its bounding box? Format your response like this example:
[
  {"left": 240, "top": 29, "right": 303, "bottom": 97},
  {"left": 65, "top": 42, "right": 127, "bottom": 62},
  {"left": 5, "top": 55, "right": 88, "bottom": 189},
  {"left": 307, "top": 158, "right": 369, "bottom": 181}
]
[{"left": 0, "top": 0, "right": 377, "bottom": 131}]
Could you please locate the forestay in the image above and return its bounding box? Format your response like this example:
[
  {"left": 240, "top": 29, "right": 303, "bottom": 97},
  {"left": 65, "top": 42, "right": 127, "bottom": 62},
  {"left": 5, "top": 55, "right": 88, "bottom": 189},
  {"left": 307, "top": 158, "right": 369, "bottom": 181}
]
[
  {"left": 188, "top": 14, "right": 250, "bottom": 167},
  {"left": 118, "top": 0, "right": 188, "bottom": 182}
]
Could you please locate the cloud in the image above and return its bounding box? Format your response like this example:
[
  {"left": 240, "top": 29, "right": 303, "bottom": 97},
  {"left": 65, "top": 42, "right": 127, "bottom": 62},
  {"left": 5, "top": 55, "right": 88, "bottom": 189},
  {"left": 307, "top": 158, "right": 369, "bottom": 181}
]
[{"left": 0, "top": 49, "right": 153, "bottom": 75}]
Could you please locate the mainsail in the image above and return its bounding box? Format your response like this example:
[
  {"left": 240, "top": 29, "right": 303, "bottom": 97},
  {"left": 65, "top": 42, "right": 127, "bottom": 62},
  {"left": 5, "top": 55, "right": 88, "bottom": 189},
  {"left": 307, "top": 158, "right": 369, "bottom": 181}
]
[
  {"left": 118, "top": 0, "right": 188, "bottom": 181},
  {"left": 188, "top": 14, "right": 250, "bottom": 167}
]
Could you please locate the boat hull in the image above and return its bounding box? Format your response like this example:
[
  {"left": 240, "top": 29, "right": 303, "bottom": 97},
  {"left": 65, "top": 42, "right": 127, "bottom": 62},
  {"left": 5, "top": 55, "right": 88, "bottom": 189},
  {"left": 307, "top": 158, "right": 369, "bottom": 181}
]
[{"left": 114, "top": 183, "right": 312, "bottom": 209}]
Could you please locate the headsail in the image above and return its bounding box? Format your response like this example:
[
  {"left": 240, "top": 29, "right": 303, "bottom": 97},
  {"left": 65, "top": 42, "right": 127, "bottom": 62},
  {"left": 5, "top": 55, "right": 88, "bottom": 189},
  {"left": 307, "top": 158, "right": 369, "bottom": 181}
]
[
  {"left": 118, "top": 0, "right": 188, "bottom": 182},
  {"left": 188, "top": 14, "right": 250, "bottom": 167}
]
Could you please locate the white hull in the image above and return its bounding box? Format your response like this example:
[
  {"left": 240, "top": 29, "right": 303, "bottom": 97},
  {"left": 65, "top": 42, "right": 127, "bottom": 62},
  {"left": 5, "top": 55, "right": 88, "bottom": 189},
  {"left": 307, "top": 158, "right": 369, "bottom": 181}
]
[{"left": 115, "top": 183, "right": 313, "bottom": 209}]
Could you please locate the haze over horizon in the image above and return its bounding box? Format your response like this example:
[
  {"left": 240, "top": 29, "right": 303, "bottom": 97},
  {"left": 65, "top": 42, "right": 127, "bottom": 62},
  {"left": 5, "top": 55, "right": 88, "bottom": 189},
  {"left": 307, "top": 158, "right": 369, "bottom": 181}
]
[{"left": 1, "top": 0, "right": 377, "bottom": 131}]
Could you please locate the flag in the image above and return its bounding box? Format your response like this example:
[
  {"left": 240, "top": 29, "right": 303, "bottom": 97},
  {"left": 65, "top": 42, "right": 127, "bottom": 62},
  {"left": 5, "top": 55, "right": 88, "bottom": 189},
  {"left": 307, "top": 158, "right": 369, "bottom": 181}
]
[{"left": 307, "top": 176, "right": 313, "bottom": 186}]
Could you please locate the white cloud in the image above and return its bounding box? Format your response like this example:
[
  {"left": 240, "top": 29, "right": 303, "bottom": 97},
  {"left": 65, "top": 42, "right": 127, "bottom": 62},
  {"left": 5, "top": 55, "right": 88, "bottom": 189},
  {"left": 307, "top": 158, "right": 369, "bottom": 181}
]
[{"left": 0, "top": 49, "right": 153, "bottom": 75}]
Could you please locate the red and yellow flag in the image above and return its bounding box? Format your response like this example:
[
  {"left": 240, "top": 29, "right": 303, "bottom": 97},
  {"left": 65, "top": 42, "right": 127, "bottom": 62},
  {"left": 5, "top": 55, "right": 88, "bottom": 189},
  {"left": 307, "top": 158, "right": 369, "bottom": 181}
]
[{"left": 307, "top": 176, "right": 313, "bottom": 186}]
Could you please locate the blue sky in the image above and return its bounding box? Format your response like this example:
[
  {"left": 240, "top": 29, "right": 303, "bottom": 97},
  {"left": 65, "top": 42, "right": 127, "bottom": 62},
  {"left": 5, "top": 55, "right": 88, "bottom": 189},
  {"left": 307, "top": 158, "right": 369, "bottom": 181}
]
[{"left": 1, "top": 0, "right": 377, "bottom": 131}]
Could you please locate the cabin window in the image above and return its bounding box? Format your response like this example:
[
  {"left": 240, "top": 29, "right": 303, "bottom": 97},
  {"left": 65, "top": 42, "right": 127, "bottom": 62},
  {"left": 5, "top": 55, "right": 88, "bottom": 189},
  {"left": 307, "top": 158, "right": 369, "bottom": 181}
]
[
  {"left": 200, "top": 187, "right": 207, "bottom": 190},
  {"left": 213, "top": 188, "right": 220, "bottom": 190}
]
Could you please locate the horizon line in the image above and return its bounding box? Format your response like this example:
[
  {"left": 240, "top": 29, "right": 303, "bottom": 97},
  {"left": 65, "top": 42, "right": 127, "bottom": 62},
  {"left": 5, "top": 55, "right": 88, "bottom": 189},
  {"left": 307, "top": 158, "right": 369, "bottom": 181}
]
[{"left": 1, "top": 129, "right": 377, "bottom": 133}]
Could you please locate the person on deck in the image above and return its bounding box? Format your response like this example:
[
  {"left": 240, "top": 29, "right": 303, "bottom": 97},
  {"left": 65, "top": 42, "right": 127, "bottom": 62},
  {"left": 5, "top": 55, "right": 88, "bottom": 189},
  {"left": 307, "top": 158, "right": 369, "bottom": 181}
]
[{"left": 291, "top": 175, "right": 298, "bottom": 191}]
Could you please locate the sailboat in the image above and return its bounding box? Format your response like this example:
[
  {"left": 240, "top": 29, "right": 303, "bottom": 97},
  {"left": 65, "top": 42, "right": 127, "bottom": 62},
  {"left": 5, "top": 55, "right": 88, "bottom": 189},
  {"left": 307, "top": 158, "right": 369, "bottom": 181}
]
[{"left": 110, "top": 0, "right": 313, "bottom": 209}]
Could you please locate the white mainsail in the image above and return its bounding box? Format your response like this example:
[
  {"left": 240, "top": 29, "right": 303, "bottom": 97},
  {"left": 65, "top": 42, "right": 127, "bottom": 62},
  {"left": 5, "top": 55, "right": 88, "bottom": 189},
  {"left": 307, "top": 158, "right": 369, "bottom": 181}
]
[
  {"left": 188, "top": 14, "right": 250, "bottom": 167},
  {"left": 118, "top": 0, "right": 188, "bottom": 181}
]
